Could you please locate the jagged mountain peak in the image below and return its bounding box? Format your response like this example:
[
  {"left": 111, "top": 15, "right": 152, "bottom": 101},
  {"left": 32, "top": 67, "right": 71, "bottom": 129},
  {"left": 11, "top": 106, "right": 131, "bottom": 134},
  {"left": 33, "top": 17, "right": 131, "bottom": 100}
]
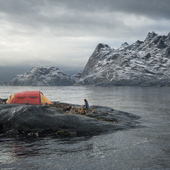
[
  {"left": 30, "top": 66, "right": 59, "bottom": 71},
  {"left": 117, "top": 42, "right": 129, "bottom": 51},
  {"left": 94, "top": 43, "right": 111, "bottom": 53},
  {"left": 145, "top": 31, "right": 158, "bottom": 41},
  {"left": 121, "top": 42, "right": 129, "bottom": 47},
  {"left": 25, "top": 66, "right": 60, "bottom": 77},
  {"left": 135, "top": 40, "right": 143, "bottom": 44},
  {"left": 76, "top": 32, "right": 170, "bottom": 86}
]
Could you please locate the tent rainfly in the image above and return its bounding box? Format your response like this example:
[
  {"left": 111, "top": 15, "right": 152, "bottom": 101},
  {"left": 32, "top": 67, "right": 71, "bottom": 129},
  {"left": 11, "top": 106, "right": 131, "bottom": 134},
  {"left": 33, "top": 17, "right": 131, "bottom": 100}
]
[{"left": 6, "top": 91, "right": 53, "bottom": 105}]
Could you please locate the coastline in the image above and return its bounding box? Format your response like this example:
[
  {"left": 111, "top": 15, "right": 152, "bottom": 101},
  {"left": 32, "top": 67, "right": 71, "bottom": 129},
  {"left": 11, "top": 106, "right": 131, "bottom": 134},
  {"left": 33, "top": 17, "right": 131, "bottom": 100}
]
[{"left": 0, "top": 101, "right": 140, "bottom": 137}]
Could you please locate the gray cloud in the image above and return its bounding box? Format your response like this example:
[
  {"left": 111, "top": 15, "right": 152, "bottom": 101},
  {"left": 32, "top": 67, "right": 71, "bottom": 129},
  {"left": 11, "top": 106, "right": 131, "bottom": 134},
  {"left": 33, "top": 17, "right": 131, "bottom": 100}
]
[
  {"left": 1, "top": 0, "right": 169, "bottom": 33},
  {"left": 60, "top": 0, "right": 170, "bottom": 19},
  {"left": 1, "top": 0, "right": 169, "bottom": 39}
]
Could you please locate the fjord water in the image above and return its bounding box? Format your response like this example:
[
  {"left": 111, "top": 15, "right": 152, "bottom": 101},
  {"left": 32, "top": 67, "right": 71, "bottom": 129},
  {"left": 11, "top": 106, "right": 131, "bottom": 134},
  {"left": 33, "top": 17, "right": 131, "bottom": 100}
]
[{"left": 0, "top": 86, "right": 170, "bottom": 170}]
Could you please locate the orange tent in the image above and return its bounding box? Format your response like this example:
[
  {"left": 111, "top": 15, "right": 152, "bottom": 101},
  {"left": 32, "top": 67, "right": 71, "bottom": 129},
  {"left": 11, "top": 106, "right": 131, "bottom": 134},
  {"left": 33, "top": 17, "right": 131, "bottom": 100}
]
[{"left": 6, "top": 91, "right": 53, "bottom": 105}]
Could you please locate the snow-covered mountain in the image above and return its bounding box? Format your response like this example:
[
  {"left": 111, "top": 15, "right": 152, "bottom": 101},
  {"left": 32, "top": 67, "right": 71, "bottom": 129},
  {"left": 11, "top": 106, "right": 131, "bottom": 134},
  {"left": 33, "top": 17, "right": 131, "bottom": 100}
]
[
  {"left": 71, "top": 72, "right": 82, "bottom": 82},
  {"left": 8, "top": 66, "right": 75, "bottom": 86},
  {"left": 0, "top": 81, "right": 6, "bottom": 86},
  {"left": 76, "top": 32, "right": 170, "bottom": 86}
]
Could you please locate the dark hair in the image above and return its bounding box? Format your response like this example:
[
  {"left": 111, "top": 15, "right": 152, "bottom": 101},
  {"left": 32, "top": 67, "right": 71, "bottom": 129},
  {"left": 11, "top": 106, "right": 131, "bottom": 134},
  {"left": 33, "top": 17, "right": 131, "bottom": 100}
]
[{"left": 84, "top": 99, "right": 87, "bottom": 102}]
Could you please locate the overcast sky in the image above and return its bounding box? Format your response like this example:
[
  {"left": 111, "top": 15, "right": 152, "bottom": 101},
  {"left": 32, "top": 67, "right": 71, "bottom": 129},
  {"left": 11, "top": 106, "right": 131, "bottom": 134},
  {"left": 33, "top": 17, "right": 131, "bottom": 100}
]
[{"left": 0, "top": 0, "right": 170, "bottom": 82}]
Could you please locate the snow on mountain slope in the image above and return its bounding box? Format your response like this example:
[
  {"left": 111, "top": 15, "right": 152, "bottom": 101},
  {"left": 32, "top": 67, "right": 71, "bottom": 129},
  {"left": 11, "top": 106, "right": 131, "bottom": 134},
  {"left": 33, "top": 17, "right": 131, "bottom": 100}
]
[
  {"left": 8, "top": 66, "right": 75, "bottom": 86},
  {"left": 71, "top": 72, "right": 82, "bottom": 82},
  {"left": 0, "top": 81, "right": 6, "bottom": 86},
  {"left": 76, "top": 32, "right": 170, "bottom": 86}
]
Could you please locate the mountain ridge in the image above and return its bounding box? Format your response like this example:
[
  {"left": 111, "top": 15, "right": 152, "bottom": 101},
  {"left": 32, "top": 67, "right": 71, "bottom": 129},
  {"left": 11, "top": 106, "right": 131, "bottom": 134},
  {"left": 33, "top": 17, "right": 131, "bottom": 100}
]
[
  {"left": 8, "top": 66, "right": 75, "bottom": 86},
  {"left": 6, "top": 31, "right": 170, "bottom": 86},
  {"left": 75, "top": 31, "right": 170, "bottom": 86}
]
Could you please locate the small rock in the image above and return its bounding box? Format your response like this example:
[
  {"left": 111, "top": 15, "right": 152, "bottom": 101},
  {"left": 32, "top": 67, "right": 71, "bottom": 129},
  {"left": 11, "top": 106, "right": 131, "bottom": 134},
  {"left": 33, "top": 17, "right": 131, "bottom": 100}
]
[
  {"left": 6, "top": 129, "right": 19, "bottom": 136},
  {"left": 27, "top": 132, "right": 34, "bottom": 136},
  {"left": 27, "top": 132, "right": 39, "bottom": 137},
  {"left": 56, "top": 130, "right": 77, "bottom": 137},
  {"left": 35, "top": 132, "right": 39, "bottom": 137}
]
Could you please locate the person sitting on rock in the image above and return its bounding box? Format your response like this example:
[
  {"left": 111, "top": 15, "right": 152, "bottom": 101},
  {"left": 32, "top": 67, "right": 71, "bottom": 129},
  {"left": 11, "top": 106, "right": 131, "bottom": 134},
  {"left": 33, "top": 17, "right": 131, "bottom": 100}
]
[{"left": 81, "top": 99, "right": 89, "bottom": 114}]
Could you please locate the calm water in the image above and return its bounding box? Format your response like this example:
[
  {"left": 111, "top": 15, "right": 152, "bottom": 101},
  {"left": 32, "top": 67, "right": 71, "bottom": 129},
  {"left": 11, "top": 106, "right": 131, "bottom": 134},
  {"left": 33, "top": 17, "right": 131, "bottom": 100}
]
[{"left": 0, "top": 86, "right": 170, "bottom": 170}]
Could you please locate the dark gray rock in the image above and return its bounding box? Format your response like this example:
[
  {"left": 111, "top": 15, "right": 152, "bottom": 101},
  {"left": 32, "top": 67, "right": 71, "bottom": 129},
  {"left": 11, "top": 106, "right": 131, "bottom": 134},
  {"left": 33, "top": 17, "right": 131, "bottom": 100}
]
[
  {"left": 165, "top": 47, "right": 170, "bottom": 58},
  {"left": 157, "top": 38, "right": 167, "bottom": 49},
  {"left": 0, "top": 103, "right": 140, "bottom": 136}
]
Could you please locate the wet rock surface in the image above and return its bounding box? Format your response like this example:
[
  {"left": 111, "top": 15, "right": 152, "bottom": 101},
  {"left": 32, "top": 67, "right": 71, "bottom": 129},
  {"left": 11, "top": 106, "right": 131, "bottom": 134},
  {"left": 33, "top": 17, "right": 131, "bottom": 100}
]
[{"left": 0, "top": 102, "right": 141, "bottom": 137}]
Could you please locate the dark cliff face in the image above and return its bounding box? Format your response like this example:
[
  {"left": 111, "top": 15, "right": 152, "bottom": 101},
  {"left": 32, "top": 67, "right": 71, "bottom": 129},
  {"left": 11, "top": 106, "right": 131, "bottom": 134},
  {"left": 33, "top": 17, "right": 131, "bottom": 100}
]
[
  {"left": 76, "top": 32, "right": 170, "bottom": 86},
  {"left": 8, "top": 67, "right": 75, "bottom": 86}
]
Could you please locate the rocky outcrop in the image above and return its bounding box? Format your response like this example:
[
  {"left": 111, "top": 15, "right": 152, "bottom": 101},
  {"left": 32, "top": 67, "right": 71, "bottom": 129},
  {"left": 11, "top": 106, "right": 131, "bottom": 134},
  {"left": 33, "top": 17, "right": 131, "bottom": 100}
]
[
  {"left": 0, "top": 103, "right": 140, "bottom": 136},
  {"left": 8, "top": 66, "right": 75, "bottom": 86},
  {"left": 76, "top": 32, "right": 170, "bottom": 86}
]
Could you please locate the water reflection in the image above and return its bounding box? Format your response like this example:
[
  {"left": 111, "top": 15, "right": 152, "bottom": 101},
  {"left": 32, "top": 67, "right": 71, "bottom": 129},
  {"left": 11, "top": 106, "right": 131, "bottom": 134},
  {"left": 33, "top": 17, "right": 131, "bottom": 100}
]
[
  {"left": 9, "top": 141, "right": 39, "bottom": 158},
  {"left": 1, "top": 138, "right": 40, "bottom": 161},
  {"left": 0, "top": 135, "right": 94, "bottom": 161}
]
